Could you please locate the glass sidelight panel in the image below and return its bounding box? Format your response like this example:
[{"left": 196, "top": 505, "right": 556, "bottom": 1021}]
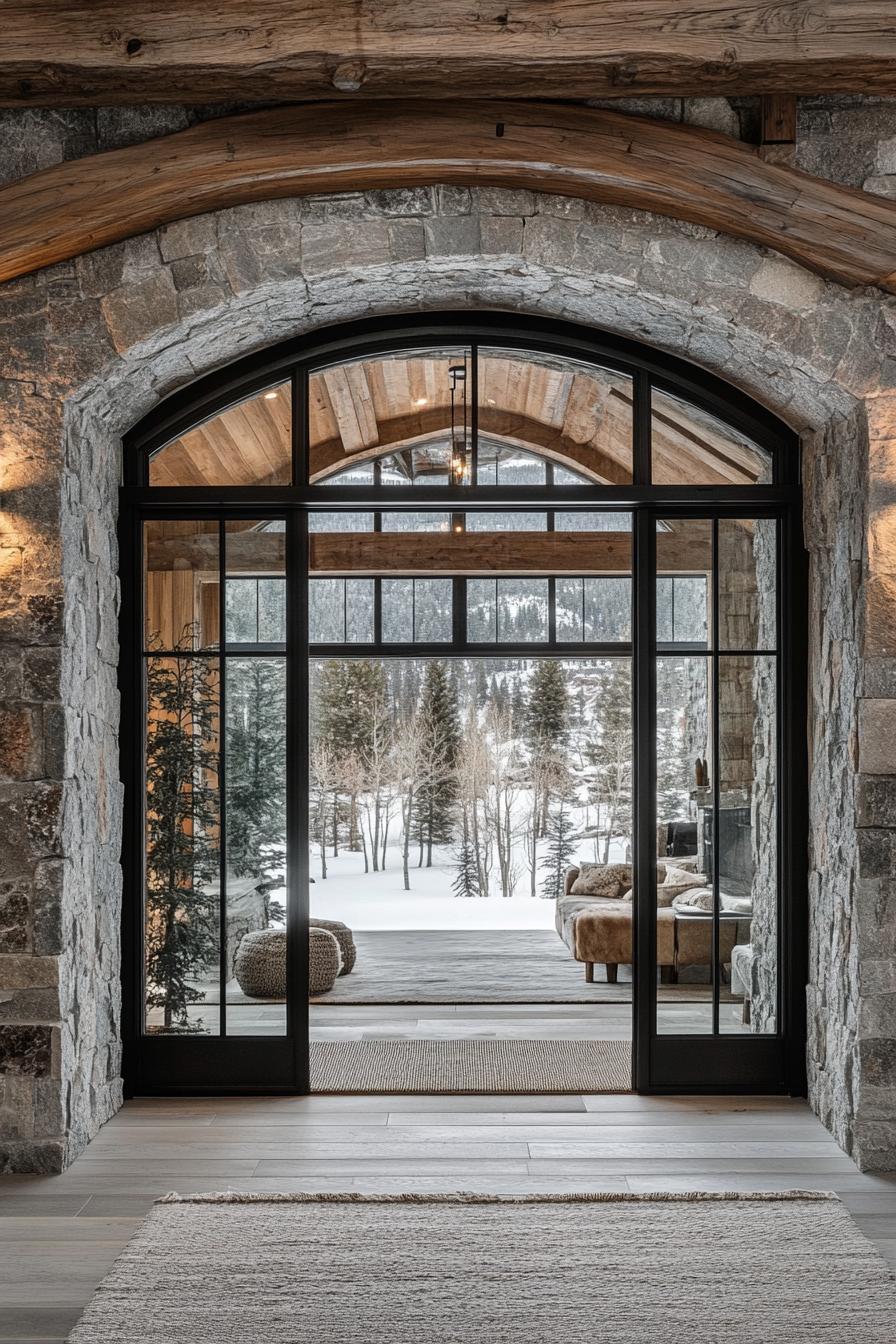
[
  {"left": 144, "top": 654, "right": 221, "bottom": 1034},
  {"left": 224, "top": 656, "right": 287, "bottom": 1035},
  {"left": 655, "top": 656, "right": 713, "bottom": 1035},
  {"left": 654, "top": 516, "right": 780, "bottom": 1041},
  {"left": 717, "top": 655, "right": 778, "bottom": 1035}
]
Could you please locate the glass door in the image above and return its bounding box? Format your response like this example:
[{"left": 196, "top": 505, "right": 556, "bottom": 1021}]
[
  {"left": 635, "top": 510, "right": 792, "bottom": 1090},
  {"left": 133, "top": 511, "right": 306, "bottom": 1090}
]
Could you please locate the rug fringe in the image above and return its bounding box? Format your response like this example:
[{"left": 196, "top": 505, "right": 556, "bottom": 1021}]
[{"left": 157, "top": 1189, "right": 838, "bottom": 1206}]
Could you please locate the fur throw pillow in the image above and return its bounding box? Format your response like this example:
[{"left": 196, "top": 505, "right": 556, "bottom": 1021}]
[
  {"left": 658, "top": 865, "right": 709, "bottom": 906},
  {"left": 672, "top": 887, "right": 714, "bottom": 914},
  {"left": 570, "top": 863, "right": 632, "bottom": 898}
]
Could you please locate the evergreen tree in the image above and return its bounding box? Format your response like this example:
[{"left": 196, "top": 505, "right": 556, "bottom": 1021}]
[
  {"left": 539, "top": 789, "right": 578, "bottom": 900},
  {"left": 526, "top": 659, "right": 569, "bottom": 754},
  {"left": 452, "top": 811, "right": 481, "bottom": 898},
  {"left": 586, "top": 659, "right": 633, "bottom": 863},
  {"left": 414, "top": 660, "right": 462, "bottom": 866},
  {"left": 145, "top": 633, "right": 220, "bottom": 1031},
  {"left": 314, "top": 659, "right": 387, "bottom": 852},
  {"left": 526, "top": 659, "right": 569, "bottom": 835},
  {"left": 225, "top": 658, "right": 286, "bottom": 921}
]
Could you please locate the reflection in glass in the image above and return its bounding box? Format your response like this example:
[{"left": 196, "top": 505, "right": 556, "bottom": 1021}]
[
  {"left": 656, "top": 656, "right": 714, "bottom": 1035},
  {"left": 718, "top": 519, "right": 777, "bottom": 651},
  {"left": 150, "top": 383, "right": 291, "bottom": 487},
  {"left": 144, "top": 519, "right": 219, "bottom": 651},
  {"left": 718, "top": 656, "right": 777, "bottom": 1035},
  {"left": 144, "top": 654, "right": 221, "bottom": 1034},
  {"left": 309, "top": 349, "right": 471, "bottom": 485},
  {"left": 652, "top": 388, "right": 772, "bottom": 486},
  {"left": 656, "top": 520, "right": 712, "bottom": 647},
  {"left": 478, "top": 348, "right": 634, "bottom": 484},
  {"left": 225, "top": 657, "right": 288, "bottom": 1035}
]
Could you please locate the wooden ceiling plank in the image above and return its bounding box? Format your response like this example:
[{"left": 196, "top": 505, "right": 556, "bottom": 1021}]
[
  {"left": 2, "top": 3, "right": 895, "bottom": 104},
  {"left": 321, "top": 365, "right": 367, "bottom": 453},
  {"left": 3, "top": 102, "right": 894, "bottom": 291}
]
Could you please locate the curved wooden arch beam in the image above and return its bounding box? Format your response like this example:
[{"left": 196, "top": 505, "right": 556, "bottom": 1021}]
[{"left": 2, "top": 101, "right": 896, "bottom": 292}]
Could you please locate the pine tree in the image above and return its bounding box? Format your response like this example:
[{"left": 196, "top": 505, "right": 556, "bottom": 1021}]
[
  {"left": 225, "top": 658, "right": 286, "bottom": 921},
  {"left": 413, "top": 660, "right": 462, "bottom": 866},
  {"left": 539, "top": 789, "right": 578, "bottom": 900},
  {"left": 586, "top": 658, "right": 633, "bottom": 864},
  {"left": 526, "top": 659, "right": 569, "bottom": 836},
  {"left": 452, "top": 810, "right": 481, "bottom": 898},
  {"left": 525, "top": 659, "right": 569, "bottom": 755},
  {"left": 145, "top": 633, "right": 220, "bottom": 1031},
  {"left": 314, "top": 659, "right": 387, "bottom": 852}
]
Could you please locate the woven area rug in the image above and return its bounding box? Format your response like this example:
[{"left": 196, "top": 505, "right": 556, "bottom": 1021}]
[
  {"left": 309, "top": 1038, "right": 631, "bottom": 1093},
  {"left": 68, "top": 1192, "right": 896, "bottom": 1343}
]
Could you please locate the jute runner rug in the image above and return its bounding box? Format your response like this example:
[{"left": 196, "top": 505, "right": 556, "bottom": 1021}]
[
  {"left": 309, "top": 1038, "right": 631, "bottom": 1093},
  {"left": 68, "top": 1192, "right": 896, "bottom": 1343}
]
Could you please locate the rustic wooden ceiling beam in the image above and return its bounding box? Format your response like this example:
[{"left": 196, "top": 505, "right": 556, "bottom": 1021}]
[
  {"left": 2, "top": 3, "right": 895, "bottom": 104},
  {"left": 2, "top": 101, "right": 895, "bottom": 292},
  {"left": 146, "top": 528, "right": 706, "bottom": 575},
  {"left": 309, "top": 407, "right": 629, "bottom": 485}
]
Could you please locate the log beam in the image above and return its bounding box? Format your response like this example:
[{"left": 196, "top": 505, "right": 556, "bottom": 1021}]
[
  {"left": 147, "top": 528, "right": 706, "bottom": 576},
  {"left": 1, "top": 3, "right": 895, "bottom": 104},
  {"left": 2, "top": 101, "right": 895, "bottom": 292}
]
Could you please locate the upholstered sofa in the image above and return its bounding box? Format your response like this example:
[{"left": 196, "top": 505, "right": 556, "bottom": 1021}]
[{"left": 556, "top": 863, "right": 738, "bottom": 983}]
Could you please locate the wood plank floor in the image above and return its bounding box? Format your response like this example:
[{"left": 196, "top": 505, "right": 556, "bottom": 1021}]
[{"left": 2, "top": 1089, "right": 895, "bottom": 1342}]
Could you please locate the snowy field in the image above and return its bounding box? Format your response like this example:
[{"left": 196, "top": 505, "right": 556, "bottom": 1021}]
[{"left": 308, "top": 838, "right": 627, "bottom": 931}]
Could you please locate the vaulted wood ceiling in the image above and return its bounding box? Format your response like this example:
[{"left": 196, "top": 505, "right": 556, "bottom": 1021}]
[{"left": 151, "top": 352, "right": 766, "bottom": 488}]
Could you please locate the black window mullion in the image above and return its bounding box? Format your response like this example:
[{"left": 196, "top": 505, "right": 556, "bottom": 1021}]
[
  {"left": 711, "top": 517, "right": 721, "bottom": 1037},
  {"left": 633, "top": 506, "right": 656, "bottom": 1090},
  {"left": 470, "top": 342, "right": 479, "bottom": 485},
  {"left": 634, "top": 372, "right": 652, "bottom": 487},
  {"left": 217, "top": 518, "right": 228, "bottom": 1039},
  {"left": 293, "top": 365, "right": 307, "bottom": 487}
]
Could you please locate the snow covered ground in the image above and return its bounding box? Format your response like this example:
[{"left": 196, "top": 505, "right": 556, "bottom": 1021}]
[{"left": 308, "top": 837, "right": 627, "bottom": 931}]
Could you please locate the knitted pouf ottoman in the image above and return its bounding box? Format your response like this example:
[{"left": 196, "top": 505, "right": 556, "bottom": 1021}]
[
  {"left": 234, "top": 927, "right": 342, "bottom": 998},
  {"left": 308, "top": 926, "right": 341, "bottom": 994},
  {"left": 309, "top": 918, "right": 356, "bottom": 975},
  {"left": 234, "top": 929, "right": 286, "bottom": 998}
]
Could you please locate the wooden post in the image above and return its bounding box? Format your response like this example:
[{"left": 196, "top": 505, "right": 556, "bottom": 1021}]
[{"left": 760, "top": 94, "right": 797, "bottom": 167}]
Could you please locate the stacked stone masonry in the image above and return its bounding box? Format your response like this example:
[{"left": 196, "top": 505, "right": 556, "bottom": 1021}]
[{"left": 1, "top": 95, "right": 896, "bottom": 1170}]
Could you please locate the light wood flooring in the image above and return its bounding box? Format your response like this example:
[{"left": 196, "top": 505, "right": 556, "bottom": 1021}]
[{"left": 2, "top": 1086, "right": 895, "bottom": 1342}]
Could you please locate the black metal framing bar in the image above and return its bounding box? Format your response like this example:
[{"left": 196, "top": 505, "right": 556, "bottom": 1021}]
[
  {"left": 120, "top": 312, "right": 804, "bottom": 1099},
  {"left": 710, "top": 517, "right": 721, "bottom": 1037},
  {"left": 217, "top": 518, "right": 228, "bottom": 1039}
]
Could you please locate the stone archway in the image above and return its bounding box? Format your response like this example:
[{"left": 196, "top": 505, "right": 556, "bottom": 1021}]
[{"left": 1, "top": 185, "right": 895, "bottom": 1171}]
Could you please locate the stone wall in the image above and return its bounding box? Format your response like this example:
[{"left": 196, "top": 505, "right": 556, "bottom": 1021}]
[{"left": 1, "top": 96, "right": 896, "bottom": 1170}]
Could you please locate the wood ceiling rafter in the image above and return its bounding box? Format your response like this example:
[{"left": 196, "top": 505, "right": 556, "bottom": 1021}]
[
  {"left": 2, "top": 102, "right": 896, "bottom": 292},
  {"left": 2, "top": 3, "right": 895, "bottom": 104}
]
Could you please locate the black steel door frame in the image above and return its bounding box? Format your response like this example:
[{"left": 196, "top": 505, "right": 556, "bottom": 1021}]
[{"left": 119, "top": 311, "right": 806, "bottom": 1098}]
